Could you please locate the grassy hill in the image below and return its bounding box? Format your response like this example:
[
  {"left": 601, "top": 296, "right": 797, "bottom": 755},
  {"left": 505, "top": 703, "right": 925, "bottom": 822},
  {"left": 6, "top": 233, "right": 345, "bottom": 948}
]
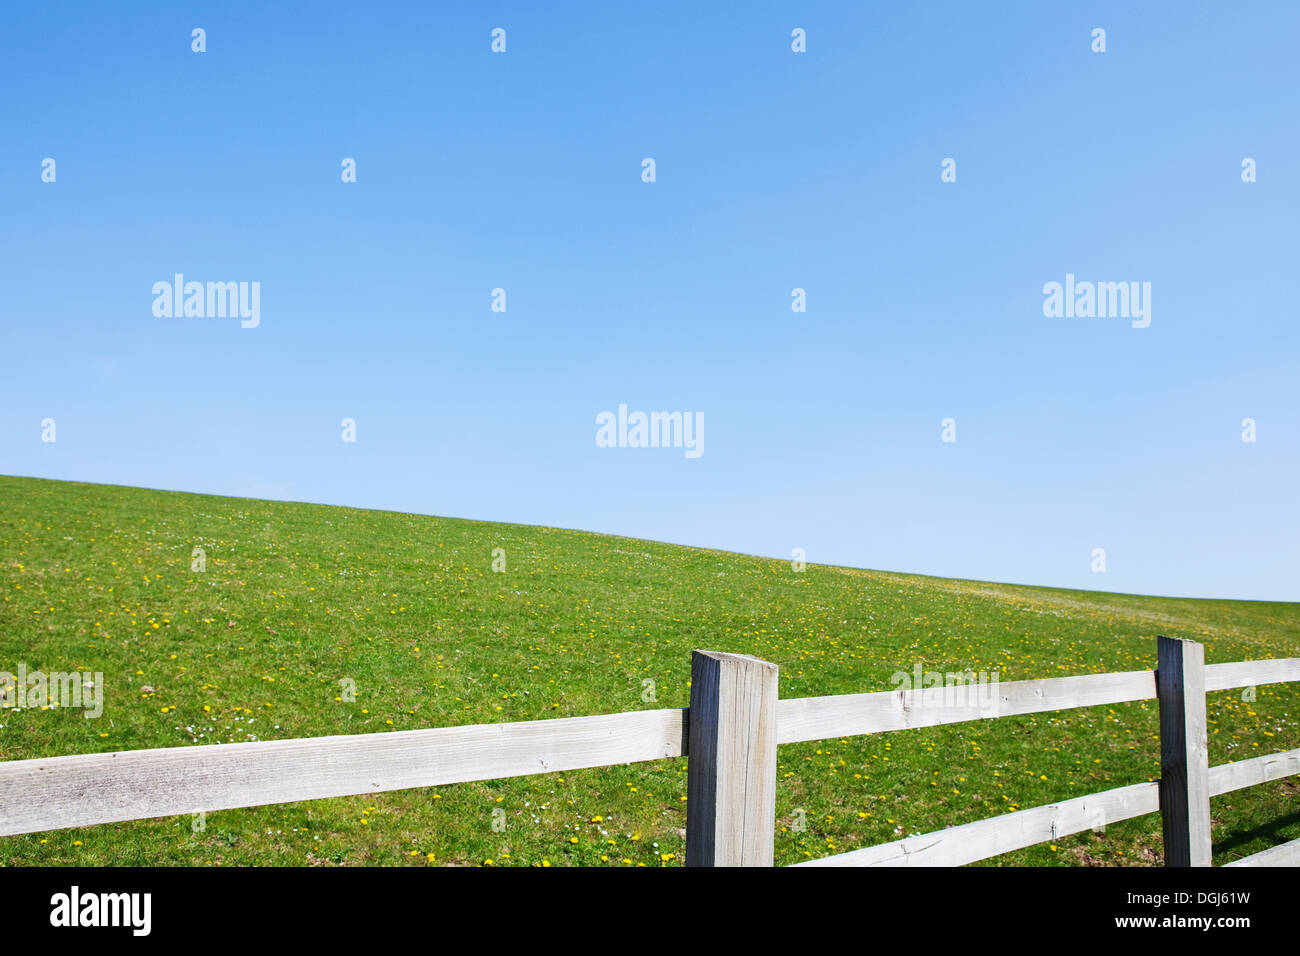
[{"left": 1, "top": 474, "right": 1297, "bottom": 866}]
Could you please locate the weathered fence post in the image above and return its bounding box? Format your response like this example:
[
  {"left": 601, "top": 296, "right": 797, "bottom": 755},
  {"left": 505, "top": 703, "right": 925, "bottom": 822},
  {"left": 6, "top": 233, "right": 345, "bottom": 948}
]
[
  {"left": 685, "top": 650, "right": 779, "bottom": 866},
  {"left": 1156, "top": 635, "right": 1212, "bottom": 867}
]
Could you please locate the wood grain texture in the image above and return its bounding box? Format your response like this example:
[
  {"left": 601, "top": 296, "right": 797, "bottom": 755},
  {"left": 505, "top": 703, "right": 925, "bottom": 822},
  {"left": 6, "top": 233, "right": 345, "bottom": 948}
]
[
  {"left": 1208, "top": 747, "right": 1300, "bottom": 796},
  {"left": 685, "top": 650, "right": 778, "bottom": 867},
  {"left": 776, "top": 669, "right": 1156, "bottom": 744},
  {"left": 1204, "top": 658, "right": 1300, "bottom": 693},
  {"left": 1157, "top": 636, "right": 1212, "bottom": 867},
  {"left": 0, "top": 708, "right": 687, "bottom": 837},
  {"left": 793, "top": 781, "right": 1159, "bottom": 867}
]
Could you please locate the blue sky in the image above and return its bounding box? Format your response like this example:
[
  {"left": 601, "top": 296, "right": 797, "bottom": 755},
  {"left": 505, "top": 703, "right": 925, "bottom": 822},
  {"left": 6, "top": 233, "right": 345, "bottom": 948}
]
[{"left": 2, "top": 2, "right": 1297, "bottom": 600}]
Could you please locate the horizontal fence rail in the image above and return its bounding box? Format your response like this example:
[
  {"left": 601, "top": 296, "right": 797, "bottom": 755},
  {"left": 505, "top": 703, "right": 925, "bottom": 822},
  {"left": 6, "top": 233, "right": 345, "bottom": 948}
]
[
  {"left": 1204, "top": 657, "right": 1300, "bottom": 693},
  {"left": 1209, "top": 747, "right": 1300, "bottom": 796},
  {"left": 778, "top": 657, "right": 1300, "bottom": 744},
  {"left": 0, "top": 642, "right": 1297, "bottom": 866},
  {"left": 776, "top": 670, "right": 1156, "bottom": 743},
  {"left": 796, "top": 746, "right": 1300, "bottom": 868},
  {"left": 0, "top": 708, "right": 687, "bottom": 837},
  {"left": 794, "top": 781, "right": 1160, "bottom": 868}
]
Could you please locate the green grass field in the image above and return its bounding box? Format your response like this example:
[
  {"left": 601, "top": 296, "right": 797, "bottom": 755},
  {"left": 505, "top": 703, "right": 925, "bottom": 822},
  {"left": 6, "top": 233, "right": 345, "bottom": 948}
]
[{"left": 2, "top": 474, "right": 1297, "bottom": 867}]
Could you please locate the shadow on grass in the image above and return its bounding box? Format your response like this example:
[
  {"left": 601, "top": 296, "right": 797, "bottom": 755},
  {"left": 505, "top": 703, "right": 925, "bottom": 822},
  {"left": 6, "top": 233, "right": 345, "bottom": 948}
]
[{"left": 1214, "top": 807, "right": 1300, "bottom": 862}]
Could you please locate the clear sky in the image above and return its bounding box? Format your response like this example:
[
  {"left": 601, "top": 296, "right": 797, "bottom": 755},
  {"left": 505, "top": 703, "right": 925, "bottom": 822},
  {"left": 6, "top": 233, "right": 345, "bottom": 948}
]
[{"left": 2, "top": 2, "right": 1297, "bottom": 601}]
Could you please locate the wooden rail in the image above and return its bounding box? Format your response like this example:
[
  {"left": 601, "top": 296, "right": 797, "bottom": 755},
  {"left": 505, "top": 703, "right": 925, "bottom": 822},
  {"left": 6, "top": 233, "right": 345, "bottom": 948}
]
[
  {"left": 775, "top": 669, "right": 1156, "bottom": 743},
  {"left": 0, "top": 638, "right": 1296, "bottom": 866},
  {"left": 793, "top": 643, "right": 1300, "bottom": 869},
  {"left": 794, "top": 747, "right": 1300, "bottom": 867},
  {"left": 0, "top": 709, "right": 687, "bottom": 836}
]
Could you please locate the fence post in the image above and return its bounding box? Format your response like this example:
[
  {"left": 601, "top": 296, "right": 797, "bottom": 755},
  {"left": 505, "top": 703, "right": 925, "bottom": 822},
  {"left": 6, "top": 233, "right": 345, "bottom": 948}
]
[
  {"left": 685, "top": 650, "right": 779, "bottom": 866},
  {"left": 1156, "top": 635, "right": 1212, "bottom": 867}
]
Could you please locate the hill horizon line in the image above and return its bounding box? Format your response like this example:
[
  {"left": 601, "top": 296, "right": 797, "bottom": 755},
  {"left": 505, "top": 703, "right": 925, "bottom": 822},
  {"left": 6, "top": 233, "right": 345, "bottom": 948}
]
[{"left": 3, "top": 472, "right": 1290, "bottom": 607}]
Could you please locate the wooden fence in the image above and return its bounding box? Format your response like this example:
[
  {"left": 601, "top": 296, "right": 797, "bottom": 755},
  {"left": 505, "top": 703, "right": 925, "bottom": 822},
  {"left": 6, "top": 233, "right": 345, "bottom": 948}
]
[{"left": 0, "top": 636, "right": 1297, "bottom": 866}]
